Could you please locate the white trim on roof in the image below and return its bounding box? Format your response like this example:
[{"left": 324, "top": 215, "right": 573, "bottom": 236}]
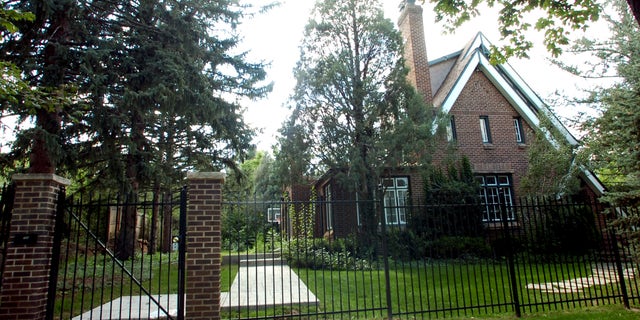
[
  {"left": 439, "top": 52, "right": 479, "bottom": 115},
  {"left": 430, "top": 33, "right": 605, "bottom": 196},
  {"left": 438, "top": 39, "right": 579, "bottom": 147}
]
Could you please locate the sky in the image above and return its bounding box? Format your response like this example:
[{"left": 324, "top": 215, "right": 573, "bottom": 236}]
[{"left": 237, "top": 0, "right": 611, "bottom": 152}]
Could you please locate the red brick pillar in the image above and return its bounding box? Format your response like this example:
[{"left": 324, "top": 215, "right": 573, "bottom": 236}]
[
  {"left": 186, "top": 172, "right": 225, "bottom": 320},
  {"left": 0, "top": 174, "right": 70, "bottom": 320}
]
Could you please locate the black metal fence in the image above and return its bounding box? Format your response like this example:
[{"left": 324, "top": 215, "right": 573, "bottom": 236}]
[
  {"left": 221, "top": 196, "right": 639, "bottom": 319},
  {"left": 51, "top": 188, "right": 187, "bottom": 320}
]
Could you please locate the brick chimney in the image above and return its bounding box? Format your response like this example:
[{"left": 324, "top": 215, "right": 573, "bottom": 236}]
[{"left": 398, "top": 0, "right": 433, "bottom": 104}]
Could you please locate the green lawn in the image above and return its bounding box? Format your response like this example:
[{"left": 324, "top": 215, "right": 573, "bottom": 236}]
[
  {"left": 220, "top": 259, "right": 638, "bottom": 319},
  {"left": 474, "top": 305, "right": 640, "bottom": 320},
  {"left": 55, "top": 254, "right": 637, "bottom": 320},
  {"left": 289, "top": 260, "right": 638, "bottom": 319}
]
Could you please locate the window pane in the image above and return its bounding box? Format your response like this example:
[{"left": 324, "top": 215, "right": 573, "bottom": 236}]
[
  {"left": 396, "top": 177, "right": 408, "bottom": 188},
  {"left": 384, "top": 191, "right": 397, "bottom": 224},
  {"left": 477, "top": 174, "right": 515, "bottom": 221},
  {"left": 514, "top": 118, "right": 523, "bottom": 143},
  {"left": 479, "top": 117, "right": 491, "bottom": 143},
  {"left": 397, "top": 190, "right": 408, "bottom": 224},
  {"left": 447, "top": 117, "right": 457, "bottom": 142}
]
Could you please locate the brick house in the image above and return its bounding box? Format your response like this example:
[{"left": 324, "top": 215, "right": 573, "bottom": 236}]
[{"left": 285, "top": 1, "right": 606, "bottom": 239}]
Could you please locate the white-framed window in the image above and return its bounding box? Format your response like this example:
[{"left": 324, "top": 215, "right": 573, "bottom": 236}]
[
  {"left": 476, "top": 174, "right": 515, "bottom": 221},
  {"left": 479, "top": 116, "right": 492, "bottom": 143},
  {"left": 324, "top": 184, "right": 333, "bottom": 230},
  {"left": 267, "top": 207, "right": 281, "bottom": 223},
  {"left": 446, "top": 116, "right": 457, "bottom": 142},
  {"left": 514, "top": 117, "right": 525, "bottom": 143},
  {"left": 382, "top": 177, "right": 409, "bottom": 225}
]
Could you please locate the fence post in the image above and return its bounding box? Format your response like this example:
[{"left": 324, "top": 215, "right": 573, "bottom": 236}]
[
  {"left": 609, "top": 219, "right": 630, "bottom": 309},
  {"left": 0, "top": 174, "right": 70, "bottom": 320},
  {"left": 185, "top": 172, "right": 225, "bottom": 320},
  {"left": 500, "top": 189, "right": 521, "bottom": 318}
]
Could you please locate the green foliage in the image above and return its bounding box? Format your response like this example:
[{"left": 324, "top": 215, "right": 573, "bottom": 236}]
[
  {"left": 560, "top": 0, "right": 640, "bottom": 207},
  {"left": 253, "top": 152, "right": 282, "bottom": 201},
  {"left": 283, "top": 237, "right": 374, "bottom": 270},
  {"left": 386, "top": 229, "right": 491, "bottom": 261},
  {"left": 410, "top": 157, "right": 484, "bottom": 238},
  {"left": 0, "top": 7, "right": 34, "bottom": 33},
  {"left": 273, "top": 109, "right": 318, "bottom": 187},
  {"left": 419, "top": 0, "right": 603, "bottom": 61},
  {"left": 0, "top": 0, "right": 270, "bottom": 189},
  {"left": 520, "top": 113, "right": 580, "bottom": 197},
  {"left": 288, "top": 188, "right": 316, "bottom": 239},
  {"left": 557, "top": 0, "right": 640, "bottom": 259},
  {"left": 283, "top": 0, "right": 435, "bottom": 232},
  {"left": 610, "top": 207, "right": 640, "bottom": 262},
  {"left": 221, "top": 206, "right": 269, "bottom": 252},
  {"left": 519, "top": 202, "right": 602, "bottom": 258}
]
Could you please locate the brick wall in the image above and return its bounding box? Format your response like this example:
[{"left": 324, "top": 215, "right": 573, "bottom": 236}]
[
  {"left": 0, "top": 174, "right": 69, "bottom": 320},
  {"left": 186, "top": 172, "right": 225, "bottom": 320},
  {"left": 433, "top": 70, "right": 532, "bottom": 196}
]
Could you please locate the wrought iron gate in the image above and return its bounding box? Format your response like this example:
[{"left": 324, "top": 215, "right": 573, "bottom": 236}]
[{"left": 50, "top": 187, "right": 187, "bottom": 320}]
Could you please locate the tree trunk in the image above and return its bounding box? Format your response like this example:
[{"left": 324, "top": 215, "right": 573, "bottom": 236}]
[
  {"left": 149, "top": 187, "right": 160, "bottom": 255},
  {"left": 29, "top": 110, "right": 60, "bottom": 174},
  {"left": 161, "top": 192, "right": 173, "bottom": 253},
  {"left": 29, "top": 4, "right": 70, "bottom": 174},
  {"left": 115, "top": 194, "right": 137, "bottom": 260}
]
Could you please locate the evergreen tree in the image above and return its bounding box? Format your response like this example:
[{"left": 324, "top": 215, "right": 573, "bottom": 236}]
[
  {"left": 566, "top": 0, "right": 640, "bottom": 207},
  {"left": 273, "top": 109, "right": 317, "bottom": 188},
  {"left": 553, "top": 0, "right": 640, "bottom": 260},
  {"left": 0, "top": 1, "right": 94, "bottom": 174},
  {"left": 287, "top": 0, "right": 434, "bottom": 244},
  {"left": 1, "top": 0, "right": 271, "bottom": 259}
]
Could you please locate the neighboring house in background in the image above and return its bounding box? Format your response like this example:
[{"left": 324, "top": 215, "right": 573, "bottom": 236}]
[{"left": 285, "top": 1, "right": 606, "bottom": 239}]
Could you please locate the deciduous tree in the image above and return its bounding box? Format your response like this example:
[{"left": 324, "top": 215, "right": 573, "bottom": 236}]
[{"left": 415, "top": 0, "right": 637, "bottom": 60}]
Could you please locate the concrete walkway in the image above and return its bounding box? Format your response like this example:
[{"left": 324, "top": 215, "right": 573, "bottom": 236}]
[
  {"left": 72, "top": 294, "right": 179, "bottom": 320},
  {"left": 221, "top": 258, "right": 319, "bottom": 310},
  {"left": 527, "top": 264, "right": 636, "bottom": 293},
  {"left": 73, "top": 258, "right": 317, "bottom": 319}
]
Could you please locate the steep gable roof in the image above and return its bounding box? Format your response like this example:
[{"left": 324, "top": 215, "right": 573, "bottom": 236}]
[{"left": 428, "top": 32, "right": 605, "bottom": 196}]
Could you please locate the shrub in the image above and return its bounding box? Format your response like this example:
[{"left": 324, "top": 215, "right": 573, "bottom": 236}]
[
  {"left": 282, "top": 238, "right": 374, "bottom": 270},
  {"left": 385, "top": 229, "right": 491, "bottom": 261},
  {"left": 385, "top": 229, "right": 425, "bottom": 261},
  {"left": 520, "top": 202, "right": 602, "bottom": 257},
  {"left": 424, "top": 236, "right": 492, "bottom": 259},
  {"left": 221, "top": 206, "right": 268, "bottom": 251}
]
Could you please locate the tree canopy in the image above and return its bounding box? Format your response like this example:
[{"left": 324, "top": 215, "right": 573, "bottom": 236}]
[
  {"left": 280, "top": 0, "right": 434, "bottom": 239},
  {"left": 0, "top": 0, "right": 271, "bottom": 192},
  {"left": 568, "top": 0, "right": 640, "bottom": 206},
  {"left": 416, "top": 0, "right": 640, "bottom": 60}
]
